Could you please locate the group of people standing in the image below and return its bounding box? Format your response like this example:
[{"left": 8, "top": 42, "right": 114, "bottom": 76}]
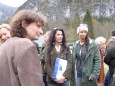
[
  {"left": 0, "top": 9, "right": 114, "bottom": 86},
  {"left": 40, "top": 24, "right": 101, "bottom": 86}
]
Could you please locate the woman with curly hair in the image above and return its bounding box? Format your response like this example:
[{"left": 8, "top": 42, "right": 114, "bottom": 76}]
[{"left": 0, "top": 9, "right": 47, "bottom": 86}]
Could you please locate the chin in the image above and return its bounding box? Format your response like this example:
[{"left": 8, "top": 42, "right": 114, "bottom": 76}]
[
  {"left": 31, "top": 37, "right": 38, "bottom": 41},
  {"left": 34, "top": 38, "right": 38, "bottom": 40},
  {"left": 36, "top": 36, "right": 39, "bottom": 39}
]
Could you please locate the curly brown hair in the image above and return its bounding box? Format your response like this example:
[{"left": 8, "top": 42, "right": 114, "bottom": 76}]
[{"left": 10, "top": 9, "right": 47, "bottom": 38}]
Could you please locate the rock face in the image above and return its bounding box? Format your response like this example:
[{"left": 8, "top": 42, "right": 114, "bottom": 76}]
[
  {"left": 1, "top": 0, "right": 115, "bottom": 23},
  {"left": 0, "top": 3, "right": 17, "bottom": 23},
  {"left": 0, "top": 0, "right": 114, "bottom": 41},
  {"left": 18, "top": 0, "right": 115, "bottom": 20}
]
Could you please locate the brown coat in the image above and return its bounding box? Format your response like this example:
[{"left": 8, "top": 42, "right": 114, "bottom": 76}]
[
  {"left": 0, "top": 37, "right": 44, "bottom": 86},
  {"left": 106, "top": 37, "right": 115, "bottom": 51}
]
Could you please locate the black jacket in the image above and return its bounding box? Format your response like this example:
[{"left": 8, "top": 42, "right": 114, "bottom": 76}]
[{"left": 104, "top": 45, "right": 115, "bottom": 80}]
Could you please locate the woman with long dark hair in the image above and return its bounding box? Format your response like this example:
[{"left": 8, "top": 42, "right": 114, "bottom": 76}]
[{"left": 46, "top": 28, "right": 72, "bottom": 86}]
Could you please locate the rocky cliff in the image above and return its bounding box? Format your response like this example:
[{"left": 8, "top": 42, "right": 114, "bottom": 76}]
[
  {"left": 17, "top": 0, "right": 115, "bottom": 20},
  {"left": 0, "top": 3, "right": 17, "bottom": 23}
]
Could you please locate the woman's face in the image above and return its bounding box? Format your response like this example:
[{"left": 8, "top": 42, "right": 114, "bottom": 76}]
[
  {"left": 0, "top": 28, "right": 11, "bottom": 42},
  {"left": 55, "top": 30, "right": 63, "bottom": 44},
  {"left": 25, "top": 22, "right": 43, "bottom": 40},
  {"left": 78, "top": 30, "right": 87, "bottom": 39},
  {"left": 98, "top": 42, "right": 105, "bottom": 49}
]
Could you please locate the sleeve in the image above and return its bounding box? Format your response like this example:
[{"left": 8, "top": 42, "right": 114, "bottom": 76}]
[
  {"left": 90, "top": 43, "right": 101, "bottom": 79},
  {"left": 33, "top": 42, "right": 40, "bottom": 54},
  {"left": 40, "top": 45, "right": 45, "bottom": 63},
  {"left": 104, "top": 48, "right": 112, "bottom": 66},
  {"left": 40, "top": 44, "right": 46, "bottom": 64},
  {"left": 45, "top": 47, "right": 53, "bottom": 79},
  {"left": 63, "top": 46, "right": 72, "bottom": 80},
  {"left": 17, "top": 45, "right": 44, "bottom": 86}
]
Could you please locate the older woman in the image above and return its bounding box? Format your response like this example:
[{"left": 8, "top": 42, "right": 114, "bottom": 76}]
[
  {"left": 95, "top": 37, "right": 106, "bottom": 84},
  {"left": 0, "top": 10, "right": 47, "bottom": 86},
  {"left": 70, "top": 24, "right": 101, "bottom": 86}
]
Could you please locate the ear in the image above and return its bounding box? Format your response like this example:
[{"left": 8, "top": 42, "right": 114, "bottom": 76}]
[{"left": 21, "top": 20, "right": 28, "bottom": 29}]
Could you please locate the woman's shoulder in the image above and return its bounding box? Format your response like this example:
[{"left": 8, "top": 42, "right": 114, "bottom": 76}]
[
  {"left": 10, "top": 37, "right": 34, "bottom": 49},
  {"left": 89, "top": 39, "right": 97, "bottom": 45},
  {"left": 72, "top": 40, "right": 80, "bottom": 47},
  {"left": 16, "top": 37, "right": 33, "bottom": 44}
]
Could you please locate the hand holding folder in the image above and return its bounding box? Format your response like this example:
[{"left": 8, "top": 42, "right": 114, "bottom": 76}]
[{"left": 52, "top": 58, "right": 67, "bottom": 80}]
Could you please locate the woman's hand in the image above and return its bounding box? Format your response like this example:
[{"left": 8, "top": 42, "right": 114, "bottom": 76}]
[
  {"left": 89, "top": 76, "right": 93, "bottom": 81},
  {"left": 55, "top": 76, "right": 66, "bottom": 83}
]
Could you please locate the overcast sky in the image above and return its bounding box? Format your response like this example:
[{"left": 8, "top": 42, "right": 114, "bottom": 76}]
[{"left": 0, "top": 0, "right": 27, "bottom": 7}]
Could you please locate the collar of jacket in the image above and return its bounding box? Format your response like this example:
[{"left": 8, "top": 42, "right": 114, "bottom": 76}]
[
  {"left": 50, "top": 45, "right": 65, "bottom": 55},
  {"left": 74, "top": 39, "right": 95, "bottom": 61},
  {"left": 75, "top": 39, "right": 93, "bottom": 51}
]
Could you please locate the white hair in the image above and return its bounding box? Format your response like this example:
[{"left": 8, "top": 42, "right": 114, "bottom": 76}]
[{"left": 95, "top": 37, "right": 106, "bottom": 44}]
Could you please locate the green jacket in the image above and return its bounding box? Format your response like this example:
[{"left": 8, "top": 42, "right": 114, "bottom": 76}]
[
  {"left": 46, "top": 45, "right": 72, "bottom": 83},
  {"left": 70, "top": 39, "right": 101, "bottom": 86},
  {"left": 40, "top": 43, "right": 47, "bottom": 73}
]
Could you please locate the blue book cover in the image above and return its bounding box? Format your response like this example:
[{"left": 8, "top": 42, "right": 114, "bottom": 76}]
[{"left": 52, "top": 58, "right": 67, "bottom": 80}]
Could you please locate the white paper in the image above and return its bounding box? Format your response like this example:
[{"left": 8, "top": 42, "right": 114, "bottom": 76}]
[{"left": 52, "top": 58, "right": 67, "bottom": 80}]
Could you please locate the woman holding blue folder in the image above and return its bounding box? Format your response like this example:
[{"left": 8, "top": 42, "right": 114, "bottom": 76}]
[{"left": 45, "top": 28, "right": 72, "bottom": 86}]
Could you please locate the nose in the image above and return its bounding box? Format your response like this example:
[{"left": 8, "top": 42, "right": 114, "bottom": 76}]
[
  {"left": 83, "top": 32, "right": 86, "bottom": 35},
  {"left": 39, "top": 27, "right": 43, "bottom": 35},
  {"left": 1, "top": 35, "right": 7, "bottom": 41},
  {"left": 60, "top": 34, "right": 63, "bottom": 38}
]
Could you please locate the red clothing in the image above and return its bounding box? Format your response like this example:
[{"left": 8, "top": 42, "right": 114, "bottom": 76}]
[{"left": 98, "top": 49, "right": 104, "bottom": 83}]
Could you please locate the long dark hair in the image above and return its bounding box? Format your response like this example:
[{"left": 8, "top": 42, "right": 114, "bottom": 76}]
[
  {"left": 48, "top": 28, "right": 67, "bottom": 53},
  {"left": 85, "top": 33, "right": 89, "bottom": 51}
]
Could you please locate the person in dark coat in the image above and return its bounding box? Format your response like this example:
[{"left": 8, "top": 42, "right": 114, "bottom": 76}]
[
  {"left": 104, "top": 45, "right": 115, "bottom": 86},
  {"left": 104, "top": 30, "right": 115, "bottom": 86},
  {"left": 0, "top": 9, "right": 47, "bottom": 86}
]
